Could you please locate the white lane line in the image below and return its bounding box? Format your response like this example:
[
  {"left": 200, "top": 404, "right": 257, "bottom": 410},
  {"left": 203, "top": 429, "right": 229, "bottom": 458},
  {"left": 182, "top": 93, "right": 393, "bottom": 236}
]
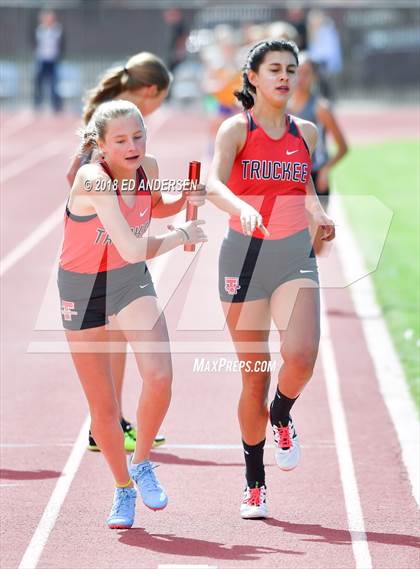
[
  {"left": 0, "top": 202, "right": 64, "bottom": 277},
  {"left": 320, "top": 294, "right": 372, "bottom": 569},
  {"left": 1, "top": 140, "right": 70, "bottom": 184},
  {"left": 331, "top": 195, "right": 419, "bottom": 506},
  {"left": 17, "top": 416, "right": 90, "bottom": 569}
]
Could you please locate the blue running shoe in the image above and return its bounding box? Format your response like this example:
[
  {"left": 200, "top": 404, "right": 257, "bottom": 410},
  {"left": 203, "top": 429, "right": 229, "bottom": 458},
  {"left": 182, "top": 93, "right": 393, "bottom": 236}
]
[
  {"left": 128, "top": 458, "right": 168, "bottom": 511},
  {"left": 107, "top": 487, "right": 137, "bottom": 529}
]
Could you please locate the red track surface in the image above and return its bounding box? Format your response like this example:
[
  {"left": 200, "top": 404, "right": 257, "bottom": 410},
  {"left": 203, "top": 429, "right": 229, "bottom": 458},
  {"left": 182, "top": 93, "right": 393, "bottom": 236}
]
[{"left": 1, "top": 106, "right": 419, "bottom": 569}]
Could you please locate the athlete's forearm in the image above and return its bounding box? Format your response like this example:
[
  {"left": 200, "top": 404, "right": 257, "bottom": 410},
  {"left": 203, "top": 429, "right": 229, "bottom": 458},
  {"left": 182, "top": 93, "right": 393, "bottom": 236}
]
[
  {"left": 152, "top": 193, "right": 186, "bottom": 218},
  {"left": 206, "top": 179, "right": 246, "bottom": 216},
  {"left": 324, "top": 145, "right": 348, "bottom": 171},
  {"left": 305, "top": 178, "right": 326, "bottom": 216},
  {"left": 143, "top": 231, "right": 183, "bottom": 260}
]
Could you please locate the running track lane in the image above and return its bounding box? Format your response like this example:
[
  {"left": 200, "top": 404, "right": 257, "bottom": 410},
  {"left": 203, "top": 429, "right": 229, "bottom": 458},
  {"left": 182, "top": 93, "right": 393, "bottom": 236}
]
[{"left": 1, "top": 109, "right": 419, "bottom": 569}]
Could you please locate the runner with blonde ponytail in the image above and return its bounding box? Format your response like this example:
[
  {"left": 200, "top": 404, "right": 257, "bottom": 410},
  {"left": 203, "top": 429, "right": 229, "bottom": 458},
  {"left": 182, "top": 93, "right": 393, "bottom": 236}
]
[
  {"left": 66, "top": 52, "right": 172, "bottom": 454},
  {"left": 59, "top": 99, "right": 207, "bottom": 528}
]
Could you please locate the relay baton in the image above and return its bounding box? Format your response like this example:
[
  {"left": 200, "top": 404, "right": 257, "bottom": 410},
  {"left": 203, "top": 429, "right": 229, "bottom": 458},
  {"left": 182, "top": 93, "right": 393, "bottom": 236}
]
[{"left": 184, "top": 160, "right": 201, "bottom": 252}]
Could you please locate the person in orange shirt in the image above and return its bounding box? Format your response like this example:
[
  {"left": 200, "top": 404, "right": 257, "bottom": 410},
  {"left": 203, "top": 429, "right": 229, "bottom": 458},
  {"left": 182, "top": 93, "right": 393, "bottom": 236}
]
[{"left": 202, "top": 26, "right": 242, "bottom": 143}]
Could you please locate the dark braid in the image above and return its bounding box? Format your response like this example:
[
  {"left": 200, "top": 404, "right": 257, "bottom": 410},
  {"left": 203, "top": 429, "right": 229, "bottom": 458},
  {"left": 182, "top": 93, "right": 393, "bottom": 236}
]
[{"left": 234, "top": 40, "right": 299, "bottom": 110}]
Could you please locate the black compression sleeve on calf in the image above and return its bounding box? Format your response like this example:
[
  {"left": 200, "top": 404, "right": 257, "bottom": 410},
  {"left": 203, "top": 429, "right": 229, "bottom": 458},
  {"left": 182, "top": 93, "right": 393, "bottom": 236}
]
[
  {"left": 270, "top": 388, "right": 299, "bottom": 427},
  {"left": 242, "top": 438, "right": 266, "bottom": 489}
]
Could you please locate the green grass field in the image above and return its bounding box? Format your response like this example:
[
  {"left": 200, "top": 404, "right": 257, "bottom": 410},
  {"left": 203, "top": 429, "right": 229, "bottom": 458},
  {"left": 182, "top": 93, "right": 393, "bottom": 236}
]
[{"left": 333, "top": 139, "right": 420, "bottom": 409}]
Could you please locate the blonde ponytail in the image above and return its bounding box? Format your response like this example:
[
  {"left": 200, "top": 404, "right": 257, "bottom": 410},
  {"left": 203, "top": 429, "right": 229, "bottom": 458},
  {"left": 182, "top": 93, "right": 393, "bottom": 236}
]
[
  {"left": 83, "top": 65, "right": 129, "bottom": 124},
  {"left": 82, "top": 52, "right": 171, "bottom": 125}
]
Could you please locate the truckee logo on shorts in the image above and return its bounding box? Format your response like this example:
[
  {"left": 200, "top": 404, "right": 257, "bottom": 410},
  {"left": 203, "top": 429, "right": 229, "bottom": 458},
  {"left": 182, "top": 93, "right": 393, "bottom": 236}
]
[
  {"left": 61, "top": 300, "right": 78, "bottom": 321},
  {"left": 225, "top": 277, "right": 241, "bottom": 295}
]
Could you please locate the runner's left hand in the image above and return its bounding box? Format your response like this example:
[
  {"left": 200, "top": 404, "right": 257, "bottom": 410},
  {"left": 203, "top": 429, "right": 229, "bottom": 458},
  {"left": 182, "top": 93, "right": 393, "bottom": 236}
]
[{"left": 312, "top": 211, "right": 336, "bottom": 241}]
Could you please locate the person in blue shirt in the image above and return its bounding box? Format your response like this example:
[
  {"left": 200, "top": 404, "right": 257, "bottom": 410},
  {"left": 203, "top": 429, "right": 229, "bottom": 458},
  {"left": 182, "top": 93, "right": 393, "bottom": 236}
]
[{"left": 33, "top": 10, "right": 64, "bottom": 112}]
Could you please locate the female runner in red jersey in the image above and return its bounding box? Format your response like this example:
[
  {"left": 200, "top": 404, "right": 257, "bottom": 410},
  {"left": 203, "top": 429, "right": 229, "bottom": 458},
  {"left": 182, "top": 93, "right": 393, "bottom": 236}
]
[
  {"left": 59, "top": 99, "right": 206, "bottom": 528},
  {"left": 207, "top": 40, "right": 335, "bottom": 519},
  {"left": 66, "top": 52, "right": 172, "bottom": 452}
]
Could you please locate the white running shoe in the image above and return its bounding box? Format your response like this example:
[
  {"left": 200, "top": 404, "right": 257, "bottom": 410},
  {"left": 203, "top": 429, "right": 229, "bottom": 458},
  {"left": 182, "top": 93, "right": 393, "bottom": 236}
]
[
  {"left": 240, "top": 485, "right": 268, "bottom": 519},
  {"left": 272, "top": 417, "right": 300, "bottom": 471}
]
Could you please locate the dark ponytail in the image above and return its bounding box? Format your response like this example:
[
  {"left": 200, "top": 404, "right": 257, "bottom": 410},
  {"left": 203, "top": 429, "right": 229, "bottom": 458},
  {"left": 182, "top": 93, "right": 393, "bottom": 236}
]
[
  {"left": 234, "top": 39, "right": 299, "bottom": 110},
  {"left": 234, "top": 73, "right": 256, "bottom": 110}
]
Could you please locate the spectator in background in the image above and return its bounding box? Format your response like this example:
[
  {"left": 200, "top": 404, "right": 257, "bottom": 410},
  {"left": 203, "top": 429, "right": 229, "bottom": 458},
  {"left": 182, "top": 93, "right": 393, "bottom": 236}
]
[
  {"left": 238, "top": 23, "right": 266, "bottom": 67},
  {"left": 241, "top": 24, "right": 268, "bottom": 47},
  {"left": 201, "top": 25, "right": 242, "bottom": 114},
  {"left": 33, "top": 9, "right": 64, "bottom": 112},
  {"left": 163, "top": 8, "right": 188, "bottom": 73},
  {"left": 307, "top": 9, "right": 342, "bottom": 99},
  {"left": 286, "top": 7, "right": 308, "bottom": 50},
  {"left": 201, "top": 25, "right": 242, "bottom": 149},
  {"left": 266, "top": 21, "right": 299, "bottom": 43}
]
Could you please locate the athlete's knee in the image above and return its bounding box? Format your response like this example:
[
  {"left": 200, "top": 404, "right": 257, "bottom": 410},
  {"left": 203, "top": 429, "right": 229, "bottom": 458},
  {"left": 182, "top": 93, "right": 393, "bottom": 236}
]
[
  {"left": 281, "top": 346, "right": 317, "bottom": 378},
  {"left": 241, "top": 372, "right": 270, "bottom": 403},
  {"left": 90, "top": 399, "right": 120, "bottom": 424},
  {"left": 143, "top": 367, "right": 173, "bottom": 392}
]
